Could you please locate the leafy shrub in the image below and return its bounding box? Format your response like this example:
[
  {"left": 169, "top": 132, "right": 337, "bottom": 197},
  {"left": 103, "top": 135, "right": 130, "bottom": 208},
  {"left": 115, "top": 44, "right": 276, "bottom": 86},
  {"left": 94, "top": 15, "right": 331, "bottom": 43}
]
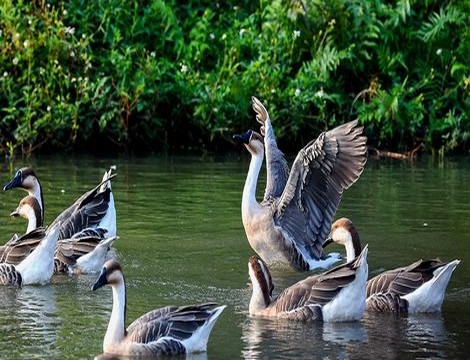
[{"left": 0, "top": 0, "right": 468, "bottom": 156}]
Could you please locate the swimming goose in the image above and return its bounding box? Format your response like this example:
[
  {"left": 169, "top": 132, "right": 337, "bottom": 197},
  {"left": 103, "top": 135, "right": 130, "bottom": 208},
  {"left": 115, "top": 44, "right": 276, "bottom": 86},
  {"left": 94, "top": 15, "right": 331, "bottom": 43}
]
[
  {"left": 248, "top": 245, "right": 368, "bottom": 322},
  {"left": 326, "top": 217, "right": 461, "bottom": 314},
  {"left": 233, "top": 98, "right": 367, "bottom": 271},
  {"left": 3, "top": 166, "right": 117, "bottom": 240},
  {"left": 92, "top": 260, "right": 226, "bottom": 356},
  {"left": 0, "top": 223, "right": 60, "bottom": 286},
  {"left": 9, "top": 195, "right": 117, "bottom": 274}
]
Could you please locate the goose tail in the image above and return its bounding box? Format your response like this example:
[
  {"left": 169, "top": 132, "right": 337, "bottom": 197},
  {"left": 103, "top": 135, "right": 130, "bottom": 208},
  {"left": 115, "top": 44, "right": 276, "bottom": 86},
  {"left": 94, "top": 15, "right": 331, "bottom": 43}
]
[
  {"left": 182, "top": 304, "right": 226, "bottom": 353},
  {"left": 403, "top": 259, "right": 460, "bottom": 313}
]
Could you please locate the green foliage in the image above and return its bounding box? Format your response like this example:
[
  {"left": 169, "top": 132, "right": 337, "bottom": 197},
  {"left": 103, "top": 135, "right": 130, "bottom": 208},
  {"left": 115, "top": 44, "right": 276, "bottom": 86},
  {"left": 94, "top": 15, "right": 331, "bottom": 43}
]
[{"left": 0, "top": 0, "right": 468, "bottom": 156}]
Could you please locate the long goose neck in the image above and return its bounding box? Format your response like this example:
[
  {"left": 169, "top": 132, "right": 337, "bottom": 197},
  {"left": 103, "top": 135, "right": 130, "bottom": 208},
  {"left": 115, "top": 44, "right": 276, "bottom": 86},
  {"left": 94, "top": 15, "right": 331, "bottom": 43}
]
[
  {"left": 28, "top": 179, "right": 44, "bottom": 224},
  {"left": 345, "top": 228, "right": 362, "bottom": 262},
  {"left": 25, "top": 203, "right": 42, "bottom": 233},
  {"left": 242, "top": 150, "right": 264, "bottom": 220},
  {"left": 248, "top": 265, "right": 272, "bottom": 314},
  {"left": 104, "top": 277, "right": 127, "bottom": 350}
]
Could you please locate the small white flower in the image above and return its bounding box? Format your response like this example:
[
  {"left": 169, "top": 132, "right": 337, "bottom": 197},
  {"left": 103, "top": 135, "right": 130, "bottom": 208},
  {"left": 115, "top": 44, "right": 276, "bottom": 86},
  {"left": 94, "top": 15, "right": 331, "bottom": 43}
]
[
  {"left": 40, "top": 68, "right": 45, "bottom": 75},
  {"left": 293, "top": 30, "right": 300, "bottom": 38},
  {"left": 28, "top": 19, "right": 32, "bottom": 25},
  {"left": 150, "top": 51, "right": 156, "bottom": 58},
  {"left": 436, "top": 48, "right": 442, "bottom": 56},
  {"left": 180, "top": 64, "right": 188, "bottom": 73},
  {"left": 65, "top": 26, "right": 75, "bottom": 36},
  {"left": 294, "top": 88, "right": 301, "bottom": 97},
  {"left": 314, "top": 88, "right": 325, "bottom": 98},
  {"left": 23, "top": 40, "right": 28, "bottom": 48},
  {"left": 213, "top": 107, "right": 218, "bottom": 113},
  {"left": 47, "top": 106, "right": 51, "bottom": 112},
  {"left": 210, "top": 33, "right": 215, "bottom": 40},
  {"left": 221, "top": 33, "right": 227, "bottom": 40},
  {"left": 239, "top": 28, "right": 246, "bottom": 37},
  {"left": 72, "top": 77, "right": 76, "bottom": 82},
  {"left": 87, "top": 63, "right": 92, "bottom": 69},
  {"left": 3, "top": 71, "right": 8, "bottom": 78},
  {"left": 271, "top": 88, "right": 276, "bottom": 94},
  {"left": 63, "top": 9, "right": 68, "bottom": 15},
  {"left": 47, "top": 3, "right": 50, "bottom": 8},
  {"left": 329, "top": 19, "right": 336, "bottom": 26},
  {"left": 82, "top": 33, "right": 86, "bottom": 39},
  {"left": 54, "top": 59, "right": 59, "bottom": 65},
  {"left": 70, "top": 51, "right": 75, "bottom": 57},
  {"left": 12, "top": 57, "right": 19, "bottom": 66}
]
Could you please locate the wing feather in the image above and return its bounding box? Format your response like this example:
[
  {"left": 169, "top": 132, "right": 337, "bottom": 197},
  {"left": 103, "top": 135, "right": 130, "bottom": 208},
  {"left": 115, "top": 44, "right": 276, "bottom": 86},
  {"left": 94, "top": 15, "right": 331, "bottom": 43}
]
[{"left": 274, "top": 121, "right": 367, "bottom": 260}]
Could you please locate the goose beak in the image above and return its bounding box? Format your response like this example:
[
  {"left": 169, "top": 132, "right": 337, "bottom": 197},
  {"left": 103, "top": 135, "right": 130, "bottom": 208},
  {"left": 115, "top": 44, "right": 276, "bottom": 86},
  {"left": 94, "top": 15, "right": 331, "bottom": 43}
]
[
  {"left": 323, "top": 236, "right": 333, "bottom": 248},
  {"left": 3, "top": 172, "right": 22, "bottom": 191},
  {"left": 233, "top": 130, "right": 253, "bottom": 144},
  {"left": 10, "top": 208, "right": 20, "bottom": 217},
  {"left": 92, "top": 267, "right": 108, "bottom": 291}
]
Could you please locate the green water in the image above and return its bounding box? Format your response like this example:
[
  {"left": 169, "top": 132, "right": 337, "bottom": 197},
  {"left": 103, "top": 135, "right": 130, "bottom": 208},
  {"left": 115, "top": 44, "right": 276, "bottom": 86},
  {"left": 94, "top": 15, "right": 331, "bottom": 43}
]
[{"left": 0, "top": 154, "right": 468, "bottom": 359}]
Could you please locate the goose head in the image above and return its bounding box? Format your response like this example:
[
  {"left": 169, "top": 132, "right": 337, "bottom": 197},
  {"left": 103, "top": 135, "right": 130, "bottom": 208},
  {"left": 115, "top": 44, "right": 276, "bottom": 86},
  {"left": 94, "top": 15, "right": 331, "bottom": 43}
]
[
  {"left": 10, "top": 195, "right": 43, "bottom": 232},
  {"left": 324, "top": 218, "right": 362, "bottom": 262},
  {"left": 248, "top": 256, "right": 274, "bottom": 313},
  {"left": 3, "top": 167, "right": 39, "bottom": 192},
  {"left": 233, "top": 130, "right": 264, "bottom": 156},
  {"left": 92, "top": 259, "right": 125, "bottom": 290}
]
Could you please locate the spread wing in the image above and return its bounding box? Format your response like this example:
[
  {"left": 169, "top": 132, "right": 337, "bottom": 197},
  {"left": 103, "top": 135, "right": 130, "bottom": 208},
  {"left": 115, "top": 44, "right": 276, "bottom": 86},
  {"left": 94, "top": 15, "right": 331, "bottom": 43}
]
[
  {"left": 55, "top": 235, "right": 103, "bottom": 266},
  {"left": 252, "top": 97, "right": 290, "bottom": 200},
  {"left": 50, "top": 182, "right": 114, "bottom": 240},
  {"left": 274, "top": 120, "right": 367, "bottom": 260}
]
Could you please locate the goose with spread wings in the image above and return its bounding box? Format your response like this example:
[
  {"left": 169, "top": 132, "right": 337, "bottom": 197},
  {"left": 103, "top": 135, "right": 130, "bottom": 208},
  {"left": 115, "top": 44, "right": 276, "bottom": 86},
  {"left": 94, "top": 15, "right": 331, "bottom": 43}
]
[{"left": 233, "top": 97, "right": 367, "bottom": 271}]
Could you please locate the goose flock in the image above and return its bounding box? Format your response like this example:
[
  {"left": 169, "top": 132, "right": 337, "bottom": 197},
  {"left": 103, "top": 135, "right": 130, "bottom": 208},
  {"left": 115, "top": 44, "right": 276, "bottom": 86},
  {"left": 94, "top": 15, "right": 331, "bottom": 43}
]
[{"left": 0, "top": 97, "right": 460, "bottom": 357}]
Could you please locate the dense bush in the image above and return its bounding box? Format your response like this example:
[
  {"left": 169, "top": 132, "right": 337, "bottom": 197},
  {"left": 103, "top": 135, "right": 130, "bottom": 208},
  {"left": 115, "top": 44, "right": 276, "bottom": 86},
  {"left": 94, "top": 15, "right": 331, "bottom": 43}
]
[{"left": 0, "top": 0, "right": 468, "bottom": 157}]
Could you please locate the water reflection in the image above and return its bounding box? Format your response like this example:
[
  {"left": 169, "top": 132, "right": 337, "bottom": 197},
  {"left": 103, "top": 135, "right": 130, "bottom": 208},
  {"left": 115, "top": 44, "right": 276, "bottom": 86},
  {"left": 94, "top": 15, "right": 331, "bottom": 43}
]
[
  {"left": 0, "top": 285, "right": 60, "bottom": 358},
  {"left": 241, "top": 316, "right": 368, "bottom": 359}
]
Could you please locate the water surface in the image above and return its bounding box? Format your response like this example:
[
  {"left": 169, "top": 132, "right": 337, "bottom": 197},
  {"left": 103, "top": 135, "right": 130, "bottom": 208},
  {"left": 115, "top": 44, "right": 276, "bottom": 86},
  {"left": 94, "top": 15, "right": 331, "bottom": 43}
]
[{"left": 0, "top": 154, "right": 468, "bottom": 359}]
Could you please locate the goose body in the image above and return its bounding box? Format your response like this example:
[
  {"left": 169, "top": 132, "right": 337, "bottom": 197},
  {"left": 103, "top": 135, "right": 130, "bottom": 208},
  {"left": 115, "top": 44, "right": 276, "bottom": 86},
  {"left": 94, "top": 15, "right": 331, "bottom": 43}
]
[
  {"left": 233, "top": 97, "right": 367, "bottom": 271},
  {"left": 0, "top": 223, "right": 60, "bottom": 286},
  {"left": 248, "top": 246, "right": 368, "bottom": 322},
  {"left": 7, "top": 195, "right": 117, "bottom": 274},
  {"left": 92, "top": 260, "right": 225, "bottom": 356},
  {"left": 3, "top": 166, "right": 117, "bottom": 240},
  {"left": 326, "top": 218, "right": 460, "bottom": 314}
]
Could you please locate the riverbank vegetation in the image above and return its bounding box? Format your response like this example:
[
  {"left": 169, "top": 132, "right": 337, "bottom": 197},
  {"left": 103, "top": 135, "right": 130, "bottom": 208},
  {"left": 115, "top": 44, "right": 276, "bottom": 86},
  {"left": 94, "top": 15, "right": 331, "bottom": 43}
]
[{"left": 0, "top": 1, "right": 468, "bottom": 157}]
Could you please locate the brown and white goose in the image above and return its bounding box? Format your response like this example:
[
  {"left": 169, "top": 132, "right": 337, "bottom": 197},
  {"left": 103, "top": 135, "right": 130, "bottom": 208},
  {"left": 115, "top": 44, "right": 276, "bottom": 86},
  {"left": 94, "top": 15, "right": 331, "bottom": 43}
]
[
  {"left": 3, "top": 166, "right": 116, "bottom": 240},
  {"left": 7, "top": 195, "right": 117, "bottom": 274},
  {"left": 233, "top": 98, "right": 367, "bottom": 271},
  {"left": 92, "top": 260, "right": 226, "bottom": 356},
  {"left": 326, "top": 218, "right": 461, "bottom": 314},
  {"left": 247, "top": 245, "right": 368, "bottom": 322},
  {"left": 0, "top": 223, "right": 60, "bottom": 286}
]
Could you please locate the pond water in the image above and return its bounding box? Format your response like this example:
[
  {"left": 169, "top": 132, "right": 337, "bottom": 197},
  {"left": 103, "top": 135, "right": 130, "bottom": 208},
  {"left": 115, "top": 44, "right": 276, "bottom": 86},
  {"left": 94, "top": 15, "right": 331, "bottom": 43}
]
[{"left": 0, "top": 154, "right": 468, "bottom": 359}]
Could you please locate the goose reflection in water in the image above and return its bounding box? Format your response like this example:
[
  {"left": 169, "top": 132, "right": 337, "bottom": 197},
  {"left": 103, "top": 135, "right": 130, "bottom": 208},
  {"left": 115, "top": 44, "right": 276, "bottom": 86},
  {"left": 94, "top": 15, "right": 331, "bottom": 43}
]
[
  {"left": 240, "top": 316, "right": 367, "bottom": 359},
  {"left": 360, "top": 312, "right": 450, "bottom": 359}
]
